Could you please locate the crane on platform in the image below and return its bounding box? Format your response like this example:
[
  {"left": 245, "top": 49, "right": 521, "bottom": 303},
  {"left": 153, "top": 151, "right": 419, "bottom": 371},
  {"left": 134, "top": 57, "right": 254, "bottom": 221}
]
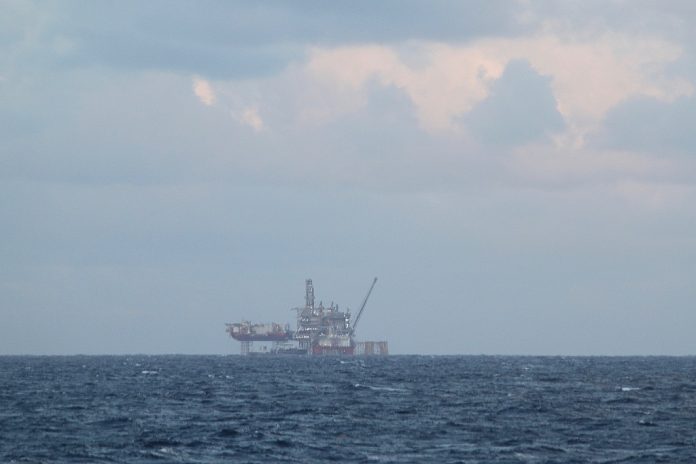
[{"left": 351, "top": 277, "right": 378, "bottom": 336}]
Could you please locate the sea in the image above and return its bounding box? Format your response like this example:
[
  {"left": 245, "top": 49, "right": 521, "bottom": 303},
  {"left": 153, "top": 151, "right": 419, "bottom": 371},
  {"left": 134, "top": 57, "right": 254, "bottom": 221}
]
[{"left": 1, "top": 355, "right": 696, "bottom": 463}]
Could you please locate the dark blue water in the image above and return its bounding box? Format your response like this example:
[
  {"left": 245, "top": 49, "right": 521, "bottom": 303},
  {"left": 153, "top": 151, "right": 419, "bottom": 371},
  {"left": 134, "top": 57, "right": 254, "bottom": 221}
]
[{"left": 2, "top": 356, "right": 696, "bottom": 463}]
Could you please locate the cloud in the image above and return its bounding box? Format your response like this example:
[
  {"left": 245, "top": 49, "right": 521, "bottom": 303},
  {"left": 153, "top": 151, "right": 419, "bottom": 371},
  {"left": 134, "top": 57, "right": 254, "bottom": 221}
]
[
  {"left": 503, "top": 145, "right": 674, "bottom": 190},
  {"left": 303, "top": 44, "right": 504, "bottom": 133},
  {"left": 174, "top": 30, "right": 693, "bottom": 201},
  {"left": 494, "top": 33, "right": 693, "bottom": 145},
  {"left": 592, "top": 95, "right": 696, "bottom": 154},
  {"left": 3, "top": 1, "right": 526, "bottom": 79},
  {"left": 231, "top": 33, "right": 690, "bottom": 143},
  {"left": 192, "top": 77, "right": 215, "bottom": 106},
  {"left": 238, "top": 106, "right": 263, "bottom": 132},
  {"left": 191, "top": 77, "right": 263, "bottom": 131},
  {"left": 464, "top": 59, "right": 564, "bottom": 146},
  {"left": 614, "top": 180, "right": 694, "bottom": 210}
]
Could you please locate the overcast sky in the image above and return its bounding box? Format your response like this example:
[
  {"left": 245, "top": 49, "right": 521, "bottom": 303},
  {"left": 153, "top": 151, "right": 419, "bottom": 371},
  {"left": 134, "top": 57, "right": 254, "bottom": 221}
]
[{"left": 2, "top": 1, "right": 696, "bottom": 355}]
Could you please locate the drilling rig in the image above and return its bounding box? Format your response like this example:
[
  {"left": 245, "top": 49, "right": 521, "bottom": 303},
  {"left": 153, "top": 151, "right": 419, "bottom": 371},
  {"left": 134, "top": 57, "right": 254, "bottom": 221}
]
[{"left": 226, "top": 278, "right": 387, "bottom": 356}]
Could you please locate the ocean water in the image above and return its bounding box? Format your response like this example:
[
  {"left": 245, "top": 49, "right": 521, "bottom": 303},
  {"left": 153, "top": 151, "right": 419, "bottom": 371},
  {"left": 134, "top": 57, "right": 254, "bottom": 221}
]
[{"left": 2, "top": 356, "right": 696, "bottom": 463}]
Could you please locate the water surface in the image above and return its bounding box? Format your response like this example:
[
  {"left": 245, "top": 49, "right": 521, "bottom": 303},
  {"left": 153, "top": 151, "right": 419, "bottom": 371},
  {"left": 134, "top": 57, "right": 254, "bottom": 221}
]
[{"left": 2, "top": 355, "right": 695, "bottom": 463}]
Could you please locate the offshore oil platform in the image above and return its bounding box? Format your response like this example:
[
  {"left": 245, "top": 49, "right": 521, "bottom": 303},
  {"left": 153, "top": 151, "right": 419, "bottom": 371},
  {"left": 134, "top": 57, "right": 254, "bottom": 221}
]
[{"left": 226, "top": 278, "right": 388, "bottom": 356}]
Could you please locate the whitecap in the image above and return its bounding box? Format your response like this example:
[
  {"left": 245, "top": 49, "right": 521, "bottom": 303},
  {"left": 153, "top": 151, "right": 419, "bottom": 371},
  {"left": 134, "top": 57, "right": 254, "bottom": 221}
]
[
  {"left": 355, "top": 383, "right": 407, "bottom": 392},
  {"left": 370, "top": 386, "right": 407, "bottom": 392}
]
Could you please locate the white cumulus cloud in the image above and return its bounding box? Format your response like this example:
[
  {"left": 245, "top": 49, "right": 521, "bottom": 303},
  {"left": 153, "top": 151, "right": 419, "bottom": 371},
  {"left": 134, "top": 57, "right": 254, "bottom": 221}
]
[
  {"left": 301, "top": 34, "right": 691, "bottom": 143},
  {"left": 192, "top": 77, "right": 215, "bottom": 106}
]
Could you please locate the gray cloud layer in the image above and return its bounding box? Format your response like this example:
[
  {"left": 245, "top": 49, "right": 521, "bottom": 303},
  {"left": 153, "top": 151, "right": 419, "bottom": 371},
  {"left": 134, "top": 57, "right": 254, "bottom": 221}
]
[
  {"left": 7, "top": 1, "right": 527, "bottom": 78},
  {"left": 594, "top": 96, "right": 696, "bottom": 154}
]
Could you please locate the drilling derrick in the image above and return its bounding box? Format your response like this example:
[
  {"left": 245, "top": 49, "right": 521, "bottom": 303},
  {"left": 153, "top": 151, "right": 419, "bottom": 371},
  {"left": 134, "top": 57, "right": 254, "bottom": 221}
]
[
  {"left": 305, "top": 279, "right": 315, "bottom": 309},
  {"left": 294, "top": 279, "right": 321, "bottom": 353}
]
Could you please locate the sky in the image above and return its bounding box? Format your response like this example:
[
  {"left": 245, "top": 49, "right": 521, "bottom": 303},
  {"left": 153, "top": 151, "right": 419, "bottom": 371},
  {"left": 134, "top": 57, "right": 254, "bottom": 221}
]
[{"left": 2, "top": 1, "right": 696, "bottom": 355}]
